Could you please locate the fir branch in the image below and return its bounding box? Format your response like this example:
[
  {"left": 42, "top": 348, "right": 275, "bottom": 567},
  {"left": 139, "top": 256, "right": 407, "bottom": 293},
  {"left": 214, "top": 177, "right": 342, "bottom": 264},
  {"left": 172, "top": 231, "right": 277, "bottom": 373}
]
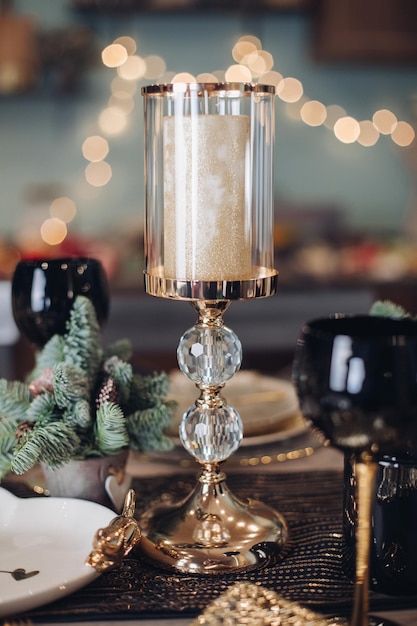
[
  {"left": 63, "top": 399, "right": 92, "bottom": 430},
  {"left": 126, "top": 403, "right": 174, "bottom": 452},
  {"left": 11, "top": 421, "right": 81, "bottom": 474},
  {"left": 125, "top": 372, "right": 171, "bottom": 413},
  {"left": 0, "top": 455, "right": 12, "bottom": 480},
  {"left": 103, "top": 338, "right": 132, "bottom": 362},
  {"left": 94, "top": 401, "right": 129, "bottom": 456},
  {"left": 103, "top": 355, "right": 133, "bottom": 387},
  {"left": 103, "top": 355, "right": 132, "bottom": 404},
  {"left": 369, "top": 300, "right": 411, "bottom": 319},
  {"left": 0, "top": 379, "right": 31, "bottom": 420},
  {"left": 0, "top": 416, "right": 18, "bottom": 455},
  {"left": 29, "top": 335, "right": 65, "bottom": 381},
  {"left": 53, "top": 362, "right": 90, "bottom": 409},
  {"left": 63, "top": 296, "right": 102, "bottom": 379},
  {"left": 26, "top": 392, "right": 59, "bottom": 423}
]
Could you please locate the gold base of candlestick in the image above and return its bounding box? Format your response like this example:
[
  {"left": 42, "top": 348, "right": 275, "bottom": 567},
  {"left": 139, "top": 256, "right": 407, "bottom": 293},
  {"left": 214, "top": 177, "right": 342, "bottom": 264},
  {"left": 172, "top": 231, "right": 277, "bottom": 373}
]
[{"left": 139, "top": 464, "right": 288, "bottom": 574}]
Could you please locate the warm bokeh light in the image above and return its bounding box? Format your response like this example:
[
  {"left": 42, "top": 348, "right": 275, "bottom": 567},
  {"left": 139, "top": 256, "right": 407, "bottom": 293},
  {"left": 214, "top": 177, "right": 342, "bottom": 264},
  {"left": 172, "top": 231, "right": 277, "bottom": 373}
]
[
  {"left": 276, "top": 77, "right": 303, "bottom": 103},
  {"left": 82, "top": 135, "right": 109, "bottom": 162},
  {"left": 113, "top": 35, "right": 137, "bottom": 56},
  {"left": 324, "top": 105, "right": 347, "bottom": 130},
  {"left": 258, "top": 70, "right": 283, "bottom": 89},
  {"left": 172, "top": 72, "right": 197, "bottom": 83},
  {"left": 85, "top": 161, "right": 112, "bottom": 187},
  {"left": 241, "top": 50, "right": 273, "bottom": 77},
  {"left": 357, "top": 120, "right": 380, "bottom": 147},
  {"left": 196, "top": 72, "right": 219, "bottom": 82},
  {"left": 49, "top": 197, "right": 77, "bottom": 223},
  {"left": 98, "top": 106, "right": 128, "bottom": 135},
  {"left": 237, "top": 34, "right": 262, "bottom": 50},
  {"left": 300, "top": 100, "right": 327, "bottom": 126},
  {"left": 108, "top": 91, "right": 135, "bottom": 114},
  {"left": 333, "top": 116, "right": 361, "bottom": 143},
  {"left": 224, "top": 64, "right": 252, "bottom": 82},
  {"left": 232, "top": 40, "right": 257, "bottom": 63},
  {"left": 144, "top": 55, "right": 166, "bottom": 79},
  {"left": 372, "top": 109, "right": 398, "bottom": 135},
  {"left": 101, "top": 44, "right": 128, "bottom": 68},
  {"left": 117, "top": 55, "right": 146, "bottom": 80},
  {"left": 40, "top": 218, "right": 67, "bottom": 245},
  {"left": 391, "top": 121, "right": 415, "bottom": 147}
]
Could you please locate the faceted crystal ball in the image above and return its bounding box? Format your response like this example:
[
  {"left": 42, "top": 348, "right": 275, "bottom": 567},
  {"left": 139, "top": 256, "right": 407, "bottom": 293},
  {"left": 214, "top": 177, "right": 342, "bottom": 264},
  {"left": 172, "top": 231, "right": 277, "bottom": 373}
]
[
  {"left": 177, "top": 322, "right": 244, "bottom": 464},
  {"left": 177, "top": 323, "right": 242, "bottom": 386},
  {"left": 180, "top": 403, "right": 243, "bottom": 464}
]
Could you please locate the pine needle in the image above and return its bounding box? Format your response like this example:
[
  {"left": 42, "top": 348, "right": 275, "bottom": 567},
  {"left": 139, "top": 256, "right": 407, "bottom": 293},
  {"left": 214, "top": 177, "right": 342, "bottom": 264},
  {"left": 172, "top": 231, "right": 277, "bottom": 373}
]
[
  {"left": 53, "top": 362, "right": 90, "bottom": 408},
  {"left": 29, "top": 334, "right": 65, "bottom": 380},
  {"left": 12, "top": 421, "right": 81, "bottom": 474},
  {"left": 0, "top": 416, "right": 18, "bottom": 454},
  {"left": 369, "top": 299, "right": 411, "bottom": 319},
  {"left": 95, "top": 401, "right": 129, "bottom": 456},
  {"left": 0, "top": 379, "right": 31, "bottom": 419}
]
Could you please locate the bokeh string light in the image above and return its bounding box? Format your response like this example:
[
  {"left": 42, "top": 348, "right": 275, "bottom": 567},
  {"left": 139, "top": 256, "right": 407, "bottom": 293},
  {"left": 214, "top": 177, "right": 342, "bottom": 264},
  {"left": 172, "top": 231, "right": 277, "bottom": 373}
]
[
  {"left": 40, "top": 217, "right": 68, "bottom": 246},
  {"left": 228, "top": 35, "right": 414, "bottom": 148},
  {"left": 40, "top": 31, "right": 416, "bottom": 247},
  {"left": 81, "top": 135, "right": 109, "bottom": 162},
  {"left": 103, "top": 31, "right": 416, "bottom": 150},
  {"left": 49, "top": 197, "right": 77, "bottom": 223}
]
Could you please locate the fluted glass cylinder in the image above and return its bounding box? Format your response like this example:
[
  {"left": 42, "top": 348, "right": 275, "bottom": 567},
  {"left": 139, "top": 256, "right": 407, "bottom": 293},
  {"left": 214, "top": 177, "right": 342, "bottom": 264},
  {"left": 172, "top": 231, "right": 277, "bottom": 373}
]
[{"left": 142, "top": 82, "right": 276, "bottom": 294}]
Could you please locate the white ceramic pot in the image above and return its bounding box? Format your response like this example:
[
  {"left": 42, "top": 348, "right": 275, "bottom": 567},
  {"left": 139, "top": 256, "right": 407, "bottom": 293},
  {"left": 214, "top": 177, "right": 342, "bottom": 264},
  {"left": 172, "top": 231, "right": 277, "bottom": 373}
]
[{"left": 42, "top": 449, "right": 132, "bottom": 512}]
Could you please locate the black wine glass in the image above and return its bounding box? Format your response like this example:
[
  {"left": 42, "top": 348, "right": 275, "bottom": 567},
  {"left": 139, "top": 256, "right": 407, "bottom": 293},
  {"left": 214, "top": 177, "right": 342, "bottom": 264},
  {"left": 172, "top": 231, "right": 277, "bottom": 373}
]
[
  {"left": 12, "top": 257, "right": 110, "bottom": 348},
  {"left": 293, "top": 315, "right": 417, "bottom": 626}
]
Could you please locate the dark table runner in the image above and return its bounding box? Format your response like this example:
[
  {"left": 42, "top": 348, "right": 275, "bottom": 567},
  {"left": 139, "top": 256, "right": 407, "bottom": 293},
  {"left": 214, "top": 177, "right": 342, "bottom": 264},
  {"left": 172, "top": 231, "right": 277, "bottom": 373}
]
[{"left": 11, "top": 470, "right": 417, "bottom": 622}]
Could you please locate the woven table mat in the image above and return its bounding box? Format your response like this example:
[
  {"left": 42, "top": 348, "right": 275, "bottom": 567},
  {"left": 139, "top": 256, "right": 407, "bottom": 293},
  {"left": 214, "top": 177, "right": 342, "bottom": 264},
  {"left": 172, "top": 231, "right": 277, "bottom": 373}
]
[{"left": 15, "top": 469, "right": 417, "bottom": 622}]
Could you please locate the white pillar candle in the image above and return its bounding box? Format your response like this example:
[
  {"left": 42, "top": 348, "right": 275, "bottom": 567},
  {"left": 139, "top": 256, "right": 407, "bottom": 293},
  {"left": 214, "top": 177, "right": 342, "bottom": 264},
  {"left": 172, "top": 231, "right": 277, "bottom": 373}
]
[{"left": 163, "top": 114, "right": 252, "bottom": 281}]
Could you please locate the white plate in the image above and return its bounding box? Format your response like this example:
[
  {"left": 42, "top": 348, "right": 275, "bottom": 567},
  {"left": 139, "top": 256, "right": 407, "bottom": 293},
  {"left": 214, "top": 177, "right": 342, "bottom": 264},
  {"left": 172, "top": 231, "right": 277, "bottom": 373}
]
[{"left": 0, "top": 487, "right": 114, "bottom": 618}]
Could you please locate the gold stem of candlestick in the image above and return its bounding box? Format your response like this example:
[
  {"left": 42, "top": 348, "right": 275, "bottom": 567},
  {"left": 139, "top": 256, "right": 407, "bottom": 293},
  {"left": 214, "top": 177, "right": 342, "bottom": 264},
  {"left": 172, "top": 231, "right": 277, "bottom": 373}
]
[{"left": 138, "top": 274, "right": 288, "bottom": 574}]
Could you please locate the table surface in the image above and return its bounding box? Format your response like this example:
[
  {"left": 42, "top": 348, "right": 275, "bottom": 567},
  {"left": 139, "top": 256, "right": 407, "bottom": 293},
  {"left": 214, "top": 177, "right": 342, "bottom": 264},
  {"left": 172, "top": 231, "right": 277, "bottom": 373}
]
[
  {"left": 127, "top": 446, "right": 417, "bottom": 626},
  {"left": 6, "top": 445, "right": 417, "bottom": 626}
]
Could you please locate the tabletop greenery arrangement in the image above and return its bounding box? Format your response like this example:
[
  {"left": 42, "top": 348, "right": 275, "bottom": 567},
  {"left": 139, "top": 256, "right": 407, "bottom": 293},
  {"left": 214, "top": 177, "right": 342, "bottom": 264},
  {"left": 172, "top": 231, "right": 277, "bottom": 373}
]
[{"left": 0, "top": 295, "right": 174, "bottom": 482}]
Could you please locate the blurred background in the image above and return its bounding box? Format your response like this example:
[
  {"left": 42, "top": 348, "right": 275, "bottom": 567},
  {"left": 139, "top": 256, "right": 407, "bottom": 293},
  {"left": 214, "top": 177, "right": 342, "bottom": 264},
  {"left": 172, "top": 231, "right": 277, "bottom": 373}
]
[{"left": 0, "top": 0, "right": 417, "bottom": 377}]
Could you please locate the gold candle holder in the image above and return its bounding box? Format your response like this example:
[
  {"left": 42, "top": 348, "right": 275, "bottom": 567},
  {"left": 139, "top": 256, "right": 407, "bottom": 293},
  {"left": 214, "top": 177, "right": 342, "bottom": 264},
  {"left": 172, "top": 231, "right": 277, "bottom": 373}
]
[{"left": 140, "top": 83, "right": 287, "bottom": 574}]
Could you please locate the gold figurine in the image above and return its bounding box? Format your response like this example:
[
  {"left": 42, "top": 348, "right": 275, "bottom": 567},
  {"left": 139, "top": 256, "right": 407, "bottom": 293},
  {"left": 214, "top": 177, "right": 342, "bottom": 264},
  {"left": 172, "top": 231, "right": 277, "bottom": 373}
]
[{"left": 86, "top": 488, "right": 141, "bottom": 572}]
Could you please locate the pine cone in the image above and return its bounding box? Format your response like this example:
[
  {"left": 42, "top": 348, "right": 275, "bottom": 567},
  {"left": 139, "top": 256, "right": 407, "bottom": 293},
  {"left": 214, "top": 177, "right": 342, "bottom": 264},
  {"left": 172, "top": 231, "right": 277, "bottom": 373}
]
[
  {"left": 28, "top": 367, "right": 54, "bottom": 397},
  {"left": 16, "top": 420, "right": 35, "bottom": 441},
  {"left": 96, "top": 376, "right": 118, "bottom": 409}
]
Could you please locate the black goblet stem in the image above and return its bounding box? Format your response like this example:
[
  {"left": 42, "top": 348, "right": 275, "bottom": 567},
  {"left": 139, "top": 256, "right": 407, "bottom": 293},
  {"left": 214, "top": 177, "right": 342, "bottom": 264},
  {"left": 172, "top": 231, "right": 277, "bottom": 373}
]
[{"left": 350, "top": 454, "right": 378, "bottom": 626}]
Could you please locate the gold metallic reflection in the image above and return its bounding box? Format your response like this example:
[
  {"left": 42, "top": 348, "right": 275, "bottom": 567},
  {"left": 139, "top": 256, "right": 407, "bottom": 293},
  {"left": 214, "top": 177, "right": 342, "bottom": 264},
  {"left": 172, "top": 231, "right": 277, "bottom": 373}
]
[{"left": 144, "top": 267, "right": 278, "bottom": 301}]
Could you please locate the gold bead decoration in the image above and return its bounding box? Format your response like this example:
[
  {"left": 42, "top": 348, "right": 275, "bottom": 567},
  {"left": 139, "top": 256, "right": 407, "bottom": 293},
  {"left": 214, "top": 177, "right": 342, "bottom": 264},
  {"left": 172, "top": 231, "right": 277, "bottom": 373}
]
[{"left": 191, "top": 582, "right": 346, "bottom": 626}]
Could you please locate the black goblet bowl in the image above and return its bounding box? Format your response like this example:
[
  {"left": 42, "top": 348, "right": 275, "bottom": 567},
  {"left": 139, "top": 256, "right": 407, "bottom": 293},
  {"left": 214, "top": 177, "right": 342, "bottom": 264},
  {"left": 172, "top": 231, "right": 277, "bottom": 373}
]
[
  {"left": 293, "top": 315, "right": 417, "bottom": 457},
  {"left": 12, "top": 257, "right": 110, "bottom": 348}
]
